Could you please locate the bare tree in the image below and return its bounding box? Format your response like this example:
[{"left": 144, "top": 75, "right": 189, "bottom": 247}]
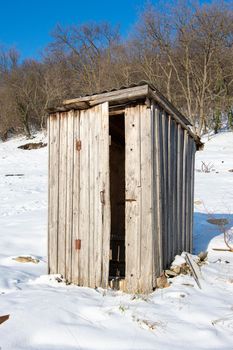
[{"left": 136, "top": 1, "right": 233, "bottom": 135}]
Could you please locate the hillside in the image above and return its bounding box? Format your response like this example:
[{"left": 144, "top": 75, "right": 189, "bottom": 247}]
[{"left": 0, "top": 131, "right": 233, "bottom": 350}]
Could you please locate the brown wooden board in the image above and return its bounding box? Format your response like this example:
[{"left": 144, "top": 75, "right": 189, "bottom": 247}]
[{"left": 0, "top": 315, "right": 9, "bottom": 325}]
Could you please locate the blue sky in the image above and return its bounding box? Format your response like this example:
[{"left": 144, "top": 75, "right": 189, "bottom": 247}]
[
  {"left": 0, "top": 0, "right": 146, "bottom": 59},
  {"left": 0, "top": 0, "right": 217, "bottom": 60}
]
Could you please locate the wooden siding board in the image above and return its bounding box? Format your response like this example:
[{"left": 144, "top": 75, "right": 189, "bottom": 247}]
[
  {"left": 172, "top": 120, "right": 178, "bottom": 256},
  {"left": 65, "top": 111, "right": 75, "bottom": 281},
  {"left": 87, "top": 106, "right": 97, "bottom": 288},
  {"left": 152, "top": 104, "right": 163, "bottom": 275},
  {"left": 190, "top": 140, "right": 196, "bottom": 253},
  {"left": 139, "top": 104, "right": 153, "bottom": 292},
  {"left": 79, "top": 109, "right": 90, "bottom": 286},
  {"left": 48, "top": 116, "right": 50, "bottom": 273},
  {"left": 71, "top": 110, "right": 80, "bottom": 284},
  {"left": 57, "top": 113, "right": 68, "bottom": 277},
  {"left": 167, "top": 116, "right": 172, "bottom": 263},
  {"left": 185, "top": 136, "right": 191, "bottom": 252},
  {"left": 162, "top": 113, "right": 169, "bottom": 269},
  {"left": 94, "top": 108, "right": 101, "bottom": 287},
  {"left": 186, "top": 136, "right": 193, "bottom": 252},
  {"left": 182, "top": 130, "right": 188, "bottom": 251},
  {"left": 48, "top": 114, "right": 60, "bottom": 274},
  {"left": 179, "top": 128, "right": 184, "bottom": 253},
  {"left": 157, "top": 111, "right": 165, "bottom": 269},
  {"left": 125, "top": 105, "right": 141, "bottom": 292},
  {"left": 150, "top": 103, "right": 156, "bottom": 287},
  {"left": 100, "top": 102, "right": 111, "bottom": 288},
  {"left": 176, "top": 125, "right": 182, "bottom": 254}
]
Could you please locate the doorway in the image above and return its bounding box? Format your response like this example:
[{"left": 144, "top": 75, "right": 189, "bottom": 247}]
[{"left": 109, "top": 113, "right": 125, "bottom": 279}]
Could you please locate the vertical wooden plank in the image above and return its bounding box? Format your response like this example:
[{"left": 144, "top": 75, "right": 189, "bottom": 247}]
[
  {"left": 88, "top": 107, "right": 96, "bottom": 288},
  {"left": 57, "top": 113, "right": 68, "bottom": 277},
  {"left": 185, "top": 136, "right": 190, "bottom": 252},
  {"left": 150, "top": 103, "right": 156, "bottom": 288},
  {"left": 79, "top": 109, "right": 90, "bottom": 286},
  {"left": 48, "top": 113, "right": 60, "bottom": 274},
  {"left": 176, "top": 125, "right": 182, "bottom": 254},
  {"left": 94, "top": 106, "right": 102, "bottom": 287},
  {"left": 125, "top": 105, "right": 141, "bottom": 292},
  {"left": 65, "top": 110, "right": 75, "bottom": 281},
  {"left": 161, "top": 112, "right": 169, "bottom": 269},
  {"left": 157, "top": 110, "right": 165, "bottom": 269},
  {"left": 99, "top": 102, "right": 111, "bottom": 288},
  {"left": 186, "top": 136, "right": 193, "bottom": 253},
  {"left": 189, "top": 140, "right": 196, "bottom": 253},
  {"left": 94, "top": 105, "right": 103, "bottom": 288},
  {"left": 48, "top": 115, "right": 50, "bottom": 273},
  {"left": 71, "top": 110, "right": 80, "bottom": 284},
  {"left": 182, "top": 130, "right": 188, "bottom": 251},
  {"left": 172, "top": 121, "right": 178, "bottom": 257},
  {"left": 167, "top": 116, "right": 172, "bottom": 263},
  {"left": 152, "top": 103, "right": 163, "bottom": 276},
  {"left": 139, "top": 104, "right": 153, "bottom": 293},
  {"left": 179, "top": 127, "right": 184, "bottom": 253}
]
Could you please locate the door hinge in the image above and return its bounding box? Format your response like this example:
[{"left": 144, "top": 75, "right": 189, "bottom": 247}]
[{"left": 76, "top": 140, "right": 82, "bottom": 151}]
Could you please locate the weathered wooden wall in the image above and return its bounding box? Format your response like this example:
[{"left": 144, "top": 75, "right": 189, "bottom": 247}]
[
  {"left": 151, "top": 103, "right": 196, "bottom": 274},
  {"left": 48, "top": 102, "right": 110, "bottom": 288},
  {"left": 48, "top": 97, "right": 196, "bottom": 293}
]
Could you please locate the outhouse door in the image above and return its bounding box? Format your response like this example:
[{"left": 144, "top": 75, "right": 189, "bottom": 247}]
[{"left": 72, "top": 102, "right": 111, "bottom": 288}]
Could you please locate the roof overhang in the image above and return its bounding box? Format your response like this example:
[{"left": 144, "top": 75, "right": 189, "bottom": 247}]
[{"left": 48, "top": 83, "right": 203, "bottom": 148}]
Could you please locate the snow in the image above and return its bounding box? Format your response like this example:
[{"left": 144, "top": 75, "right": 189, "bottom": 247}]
[
  {"left": 194, "top": 131, "right": 233, "bottom": 253},
  {"left": 0, "top": 131, "right": 233, "bottom": 349}
]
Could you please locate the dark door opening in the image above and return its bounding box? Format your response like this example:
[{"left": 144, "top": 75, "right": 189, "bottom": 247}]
[{"left": 109, "top": 114, "right": 125, "bottom": 279}]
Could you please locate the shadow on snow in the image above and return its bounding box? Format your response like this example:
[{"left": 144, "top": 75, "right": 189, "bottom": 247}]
[{"left": 193, "top": 212, "right": 233, "bottom": 253}]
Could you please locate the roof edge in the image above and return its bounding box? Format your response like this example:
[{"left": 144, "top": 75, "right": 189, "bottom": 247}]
[{"left": 47, "top": 82, "right": 203, "bottom": 147}]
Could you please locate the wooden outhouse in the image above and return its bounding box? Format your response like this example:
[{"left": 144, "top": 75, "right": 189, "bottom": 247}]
[{"left": 48, "top": 83, "right": 202, "bottom": 293}]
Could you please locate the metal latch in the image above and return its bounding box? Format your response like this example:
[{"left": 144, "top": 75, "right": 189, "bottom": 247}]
[{"left": 100, "top": 190, "right": 105, "bottom": 204}]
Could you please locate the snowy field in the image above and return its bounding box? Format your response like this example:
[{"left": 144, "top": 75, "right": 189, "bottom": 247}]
[{"left": 0, "top": 131, "right": 233, "bottom": 350}]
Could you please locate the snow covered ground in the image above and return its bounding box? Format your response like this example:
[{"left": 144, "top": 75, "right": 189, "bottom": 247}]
[{"left": 0, "top": 131, "right": 233, "bottom": 350}]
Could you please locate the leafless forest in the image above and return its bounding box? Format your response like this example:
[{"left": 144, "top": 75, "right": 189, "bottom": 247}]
[{"left": 1, "top": 1, "right": 233, "bottom": 138}]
